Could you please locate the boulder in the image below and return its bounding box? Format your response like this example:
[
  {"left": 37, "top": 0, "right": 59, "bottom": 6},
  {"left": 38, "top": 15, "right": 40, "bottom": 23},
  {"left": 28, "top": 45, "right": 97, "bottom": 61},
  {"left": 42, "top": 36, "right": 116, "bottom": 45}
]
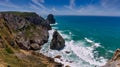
[
  {"left": 50, "top": 30, "right": 65, "bottom": 50},
  {"left": 65, "top": 65, "right": 70, "bottom": 67},
  {"left": 30, "top": 43, "right": 40, "bottom": 50},
  {"left": 46, "top": 14, "right": 55, "bottom": 24},
  {"left": 65, "top": 51, "right": 70, "bottom": 54},
  {"left": 54, "top": 55, "right": 62, "bottom": 59}
]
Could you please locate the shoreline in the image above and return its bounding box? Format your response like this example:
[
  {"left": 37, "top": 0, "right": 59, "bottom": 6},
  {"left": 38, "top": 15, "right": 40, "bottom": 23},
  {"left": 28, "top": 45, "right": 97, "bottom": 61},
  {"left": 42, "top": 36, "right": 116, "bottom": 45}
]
[
  {"left": 40, "top": 16, "right": 120, "bottom": 67},
  {"left": 0, "top": 11, "right": 120, "bottom": 67}
]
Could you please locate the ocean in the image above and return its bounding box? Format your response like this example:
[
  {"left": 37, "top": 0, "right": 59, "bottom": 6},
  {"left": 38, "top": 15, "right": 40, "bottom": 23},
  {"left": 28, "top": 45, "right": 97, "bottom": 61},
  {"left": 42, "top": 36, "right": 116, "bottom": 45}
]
[{"left": 40, "top": 15, "right": 120, "bottom": 67}]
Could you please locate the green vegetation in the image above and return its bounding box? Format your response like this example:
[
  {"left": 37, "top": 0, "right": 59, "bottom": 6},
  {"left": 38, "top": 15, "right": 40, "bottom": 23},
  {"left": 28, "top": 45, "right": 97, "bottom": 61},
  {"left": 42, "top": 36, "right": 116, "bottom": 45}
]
[
  {"left": 0, "top": 11, "right": 38, "bottom": 18},
  {"left": 24, "top": 24, "right": 36, "bottom": 39},
  {"left": 5, "top": 47, "right": 14, "bottom": 54},
  {"left": 0, "top": 48, "right": 47, "bottom": 67}
]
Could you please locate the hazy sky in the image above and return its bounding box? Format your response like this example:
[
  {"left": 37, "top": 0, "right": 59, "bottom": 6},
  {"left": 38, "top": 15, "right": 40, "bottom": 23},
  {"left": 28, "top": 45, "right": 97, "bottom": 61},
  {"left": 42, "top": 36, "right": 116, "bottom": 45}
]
[{"left": 0, "top": 0, "right": 120, "bottom": 16}]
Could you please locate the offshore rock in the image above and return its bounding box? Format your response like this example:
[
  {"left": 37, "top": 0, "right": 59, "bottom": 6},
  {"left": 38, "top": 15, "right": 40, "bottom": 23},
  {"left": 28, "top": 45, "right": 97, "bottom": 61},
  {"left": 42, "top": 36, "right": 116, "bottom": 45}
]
[
  {"left": 46, "top": 14, "right": 55, "bottom": 24},
  {"left": 50, "top": 30, "right": 65, "bottom": 50}
]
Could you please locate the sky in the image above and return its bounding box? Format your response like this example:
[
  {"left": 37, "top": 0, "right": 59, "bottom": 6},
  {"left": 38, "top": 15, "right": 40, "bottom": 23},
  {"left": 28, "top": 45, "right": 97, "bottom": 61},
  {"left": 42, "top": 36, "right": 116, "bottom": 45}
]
[{"left": 0, "top": 0, "right": 120, "bottom": 16}]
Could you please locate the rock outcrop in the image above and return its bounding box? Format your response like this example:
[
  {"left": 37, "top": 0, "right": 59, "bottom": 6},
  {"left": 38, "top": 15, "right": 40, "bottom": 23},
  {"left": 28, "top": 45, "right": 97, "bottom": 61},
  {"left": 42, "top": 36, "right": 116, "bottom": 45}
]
[
  {"left": 20, "top": 12, "right": 52, "bottom": 30},
  {"left": 103, "top": 49, "right": 120, "bottom": 67},
  {"left": 0, "top": 12, "right": 50, "bottom": 50},
  {"left": 0, "top": 11, "right": 63, "bottom": 67},
  {"left": 50, "top": 30, "right": 65, "bottom": 50},
  {"left": 46, "top": 14, "right": 55, "bottom": 24}
]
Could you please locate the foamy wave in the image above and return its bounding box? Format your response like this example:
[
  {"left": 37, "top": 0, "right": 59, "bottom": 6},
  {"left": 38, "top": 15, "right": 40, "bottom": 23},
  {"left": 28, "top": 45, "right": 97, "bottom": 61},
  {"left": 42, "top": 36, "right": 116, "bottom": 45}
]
[
  {"left": 85, "top": 37, "right": 101, "bottom": 48},
  {"left": 57, "top": 30, "right": 72, "bottom": 40},
  {"left": 40, "top": 27, "right": 108, "bottom": 67},
  {"left": 108, "top": 50, "right": 114, "bottom": 53},
  {"left": 48, "top": 29, "right": 55, "bottom": 41},
  {"left": 68, "top": 40, "right": 107, "bottom": 66},
  {"left": 52, "top": 27, "right": 58, "bottom": 29},
  {"left": 85, "top": 38, "right": 93, "bottom": 43},
  {"left": 50, "top": 22, "right": 58, "bottom": 26}
]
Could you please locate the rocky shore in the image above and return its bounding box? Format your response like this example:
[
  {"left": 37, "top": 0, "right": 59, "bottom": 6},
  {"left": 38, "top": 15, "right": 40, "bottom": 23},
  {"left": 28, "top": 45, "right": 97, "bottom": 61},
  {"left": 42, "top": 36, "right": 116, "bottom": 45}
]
[
  {"left": 0, "top": 11, "right": 63, "bottom": 67},
  {"left": 102, "top": 49, "right": 120, "bottom": 67},
  {"left": 0, "top": 11, "right": 119, "bottom": 67}
]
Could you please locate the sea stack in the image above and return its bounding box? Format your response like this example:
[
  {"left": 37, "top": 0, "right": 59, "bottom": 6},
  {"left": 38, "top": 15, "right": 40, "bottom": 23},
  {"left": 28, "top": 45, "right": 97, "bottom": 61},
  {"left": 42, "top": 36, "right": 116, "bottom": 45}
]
[
  {"left": 50, "top": 30, "right": 65, "bottom": 50},
  {"left": 103, "top": 49, "right": 120, "bottom": 67},
  {"left": 46, "top": 14, "right": 56, "bottom": 24}
]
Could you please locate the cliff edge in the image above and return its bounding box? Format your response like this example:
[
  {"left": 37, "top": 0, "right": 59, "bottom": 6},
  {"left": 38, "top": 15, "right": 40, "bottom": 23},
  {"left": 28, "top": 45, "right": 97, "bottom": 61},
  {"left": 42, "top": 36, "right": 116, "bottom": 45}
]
[{"left": 0, "top": 12, "right": 62, "bottom": 67}]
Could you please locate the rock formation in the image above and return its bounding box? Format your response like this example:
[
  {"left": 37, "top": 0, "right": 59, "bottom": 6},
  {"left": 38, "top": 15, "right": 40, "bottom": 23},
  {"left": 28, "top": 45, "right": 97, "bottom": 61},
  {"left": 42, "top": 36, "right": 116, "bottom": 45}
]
[
  {"left": 0, "top": 12, "right": 50, "bottom": 50},
  {"left": 0, "top": 11, "right": 63, "bottom": 67},
  {"left": 103, "top": 49, "right": 120, "bottom": 67},
  {"left": 50, "top": 30, "right": 65, "bottom": 50},
  {"left": 46, "top": 14, "right": 56, "bottom": 24}
]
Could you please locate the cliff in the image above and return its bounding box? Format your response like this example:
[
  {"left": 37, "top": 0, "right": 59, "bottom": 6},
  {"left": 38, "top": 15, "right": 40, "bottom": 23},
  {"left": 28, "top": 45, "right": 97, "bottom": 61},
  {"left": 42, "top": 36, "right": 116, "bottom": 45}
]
[
  {"left": 103, "top": 49, "right": 120, "bottom": 67},
  {"left": 0, "top": 12, "right": 51, "bottom": 50},
  {"left": 0, "top": 12, "right": 62, "bottom": 67}
]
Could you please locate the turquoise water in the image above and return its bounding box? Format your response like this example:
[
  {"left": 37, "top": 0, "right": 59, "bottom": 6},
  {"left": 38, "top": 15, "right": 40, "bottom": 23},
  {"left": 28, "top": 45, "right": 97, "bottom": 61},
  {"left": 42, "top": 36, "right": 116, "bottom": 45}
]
[
  {"left": 40, "top": 15, "right": 120, "bottom": 67},
  {"left": 54, "top": 16, "right": 120, "bottom": 58}
]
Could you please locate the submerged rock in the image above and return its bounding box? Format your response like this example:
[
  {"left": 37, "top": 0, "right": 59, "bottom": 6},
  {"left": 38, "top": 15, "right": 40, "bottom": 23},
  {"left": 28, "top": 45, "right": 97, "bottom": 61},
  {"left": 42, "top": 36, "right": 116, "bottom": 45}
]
[
  {"left": 46, "top": 14, "right": 55, "bottom": 24},
  {"left": 54, "top": 55, "right": 62, "bottom": 59},
  {"left": 65, "top": 51, "right": 70, "bottom": 54},
  {"left": 103, "top": 49, "right": 120, "bottom": 67},
  {"left": 50, "top": 30, "right": 65, "bottom": 50}
]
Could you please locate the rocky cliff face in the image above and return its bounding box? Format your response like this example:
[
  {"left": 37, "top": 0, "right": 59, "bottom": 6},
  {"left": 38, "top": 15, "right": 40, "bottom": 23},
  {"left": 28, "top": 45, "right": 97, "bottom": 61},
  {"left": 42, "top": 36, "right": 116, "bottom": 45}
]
[
  {"left": 0, "top": 12, "right": 62, "bottom": 67},
  {"left": 50, "top": 30, "right": 65, "bottom": 50},
  {"left": 0, "top": 12, "right": 50, "bottom": 50},
  {"left": 103, "top": 49, "right": 120, "bottom": 67}
]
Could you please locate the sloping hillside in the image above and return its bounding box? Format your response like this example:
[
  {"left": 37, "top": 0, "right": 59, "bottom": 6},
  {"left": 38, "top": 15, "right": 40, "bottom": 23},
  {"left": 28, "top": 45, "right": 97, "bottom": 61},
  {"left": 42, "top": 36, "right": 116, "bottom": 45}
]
[{"left": 0, "top": 12, "right": 62, "bottom": 67}]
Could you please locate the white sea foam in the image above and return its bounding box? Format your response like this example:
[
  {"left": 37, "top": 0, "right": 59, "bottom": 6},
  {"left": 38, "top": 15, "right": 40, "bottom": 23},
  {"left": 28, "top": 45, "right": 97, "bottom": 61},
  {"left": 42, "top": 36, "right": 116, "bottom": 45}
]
[
  {"left": 69, "top": 31, "right": 72, "bottom": 35},
  {"left": 58, "top": 30, "right": 72, "bottom": 40},
  {"left": 40, "top": 25, "right": 108, "bottom": 67},
  {"left": 68, "top": 41, "right": 107, "bottom": 66},
  {"left": 52, "top": 27, "right": 58, "bottom": 29},
  {"left": 85, "top": 38, "right": 93, "bottom": 43},
  {"left": 48, "top": 29, "right": 55, "bottom": 41},
  {"left": 50, "top": 22, "right": 58, "bottom": 26},
  {"left": 85, "top": 37, "right": 101, "bottom": 48},
  {"left": 108, "top": 50, "right": 114, "bottom": 53}
]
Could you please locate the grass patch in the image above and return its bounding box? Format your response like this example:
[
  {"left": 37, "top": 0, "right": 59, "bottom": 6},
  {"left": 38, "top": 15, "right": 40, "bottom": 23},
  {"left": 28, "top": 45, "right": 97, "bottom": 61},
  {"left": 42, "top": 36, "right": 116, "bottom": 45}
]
[
  {"left": 0, "top": 11, "right": 38, "bottom": 18},
  {"left": 5, "top": 47, "right": 14, "bottom": 54}
]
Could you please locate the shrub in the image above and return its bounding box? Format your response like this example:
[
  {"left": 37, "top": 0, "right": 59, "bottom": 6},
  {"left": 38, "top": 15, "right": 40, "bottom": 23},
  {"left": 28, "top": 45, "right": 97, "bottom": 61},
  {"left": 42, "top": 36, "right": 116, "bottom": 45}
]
[{"left": 5, "top": 47, "right": 14, "bottom": 54}]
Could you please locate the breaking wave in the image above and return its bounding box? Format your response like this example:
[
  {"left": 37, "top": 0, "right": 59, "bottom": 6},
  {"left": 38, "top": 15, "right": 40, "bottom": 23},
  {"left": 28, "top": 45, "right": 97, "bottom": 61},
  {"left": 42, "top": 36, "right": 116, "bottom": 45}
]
[{"left": 40, "top": 24, "right": 109, "bottom": 67}]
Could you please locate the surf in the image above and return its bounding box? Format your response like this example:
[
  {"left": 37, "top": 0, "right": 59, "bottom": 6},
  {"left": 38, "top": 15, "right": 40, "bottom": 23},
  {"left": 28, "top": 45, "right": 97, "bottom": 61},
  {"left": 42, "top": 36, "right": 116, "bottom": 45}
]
[{"left": 40, "top": 23, "right": 109, "bottom": 67}]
